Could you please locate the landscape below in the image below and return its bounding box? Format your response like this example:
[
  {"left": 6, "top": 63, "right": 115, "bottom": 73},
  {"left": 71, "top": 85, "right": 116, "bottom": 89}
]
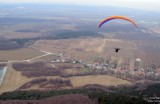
[{"left": 0, "top": 4, "right": 160, "bottom": 103}]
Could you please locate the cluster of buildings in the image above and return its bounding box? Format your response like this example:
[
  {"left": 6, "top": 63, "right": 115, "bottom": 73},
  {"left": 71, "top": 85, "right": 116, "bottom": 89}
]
[{"left": 51, "top": 53, "right": 160, "bottom": 80}]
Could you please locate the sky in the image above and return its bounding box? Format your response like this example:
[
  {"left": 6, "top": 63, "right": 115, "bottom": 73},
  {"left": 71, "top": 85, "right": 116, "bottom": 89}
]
[{"left": 0, "top": 0, "right": 160, "bottom": 11}]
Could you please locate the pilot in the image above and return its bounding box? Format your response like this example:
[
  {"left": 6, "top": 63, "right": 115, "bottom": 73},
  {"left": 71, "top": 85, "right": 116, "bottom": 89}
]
[{"left": 115, "top": 48, "right": 120, "bottom": 53}]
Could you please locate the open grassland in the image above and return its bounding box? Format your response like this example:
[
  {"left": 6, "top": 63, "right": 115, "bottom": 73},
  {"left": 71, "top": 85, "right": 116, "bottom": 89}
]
[
  {"left": 134, "top": 41, "right": 160, "bottom": 65},
  {"left": 0, "top": 62, "right": 132, "bottom": 93},
  {"left": 0, "top": 22, "right": 44, "bottom": 39},
  {"left": 33, "top": 37, "right": 160, "bottom": 65},
  {"left": 147, "top": 25, "right": 160, "bottom": 35},
  {"left": 0, "top": 48, "right": 44, "bottom": 61},
  {"left": 69, "top": 75, "right": 132, "bottom": 87},
  {"left": 17, "top": 75, "right": 132, "bottom": 91},
  {"left": 0, "top": 63, "right": 33, "bottom": 94},
  {"left": 3, "top": 32, "right": 43, "bottom": 39},
  {"left": 0, "top": 21, "right": 77, "bottom": 40},
  {"left": 33, "top": 38, "right": 137, "bottom": 62},
  {"left": 33, "top": 40, "right": 101, "bottom": 62},
  {"left": 33, "top": 54, "right": 59, "bottom": 61},
  {"left": 18, "top": 75, "right": 132, "bottom": 91}
]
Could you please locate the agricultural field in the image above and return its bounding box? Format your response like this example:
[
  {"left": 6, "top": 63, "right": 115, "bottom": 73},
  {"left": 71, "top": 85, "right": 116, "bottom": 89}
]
[
  {"left": 33, "top": 38, "right": 137, "bottom": 62},
  {"left": 0, "top": 61, "right": 132, "bottom": 93},
  {"left": 33, "top": 37, "right": 160, "bottom": 65},
  {"left": 0, "top": 48, "right": 43, "bottom": 61},
  {"left": 33, "top": 54, "right": 59, "bottom": 61},
  {"left": 68, "top": 75, "right": 132, "bottom": 87},
  {"left": 0, "top": 63, "right": 33, "bottom": 94}
]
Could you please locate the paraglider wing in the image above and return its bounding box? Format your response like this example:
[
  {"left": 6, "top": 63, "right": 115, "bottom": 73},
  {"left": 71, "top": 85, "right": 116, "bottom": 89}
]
[{"left": 99, "top": 16, "right": 138, "bottom": 28}]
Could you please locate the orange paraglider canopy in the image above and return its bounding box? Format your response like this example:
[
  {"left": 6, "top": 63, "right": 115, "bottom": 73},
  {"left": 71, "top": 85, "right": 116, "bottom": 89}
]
[{"left": 99, "top": 15, "right": 138, "bottom": 28}]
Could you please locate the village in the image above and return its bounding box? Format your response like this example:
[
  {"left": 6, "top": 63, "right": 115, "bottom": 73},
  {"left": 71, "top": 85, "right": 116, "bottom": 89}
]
[{"left": 51, "top": 53, "right": 160, "bottom": 81}]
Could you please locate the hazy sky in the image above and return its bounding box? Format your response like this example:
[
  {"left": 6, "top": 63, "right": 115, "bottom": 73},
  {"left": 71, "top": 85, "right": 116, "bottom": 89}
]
[{"left": 0, "top": 0, "right": 160, "bottom": 11}]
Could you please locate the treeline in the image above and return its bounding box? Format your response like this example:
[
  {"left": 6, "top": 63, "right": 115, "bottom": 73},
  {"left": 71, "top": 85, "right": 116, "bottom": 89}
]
[
  {"left": 0, "top": 94, "right": 97, "bottom": 104},
  {"left": 0, "top": 89, "right": 89, "bottom": 100},
  {"left": 19, "top": 78, "right": 72, "bottom": 89},
  {"left": 12, "top": 62, "right": 61, "bottom": 78},
  {"left": 11, "top": 37, "right": 39, "bottom": 45},
  {"left": 15, "top": 29, "right": 39, "bottom": 33},
  {"left": 0, "top": 17, "right": 44, "bottom": 24},
  {"left": 83, "top": 83, "right": 160, "bottom": 97},
  {"left": 12, "top": 62, "right": 102, "bottom": 78},
  {"left": 0, "top": 88, "right": 149, "bottom": 104},
  {"left": 0, "top": 43, "right": 22, "bottom": 50},
  {"left": 45, "top": 31, "right": 102, "bottom": 39},
  {"left": 0, "top": 64, "right": 7, "bottom": 68},
  {"left": 39, "top": 78, "right": 72, "bottom": 89},
  {"left": 19, "top": 78, "right": 47, "bottom": 89},
  {"left": 140, "top": 84, "right": 160, "bottom": 96},
  {"left": 88, "top": 92, "right": 148, "bottom": 104},
  {"left": 11, "top": 62, "right": 130, "bottom": 78}
]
